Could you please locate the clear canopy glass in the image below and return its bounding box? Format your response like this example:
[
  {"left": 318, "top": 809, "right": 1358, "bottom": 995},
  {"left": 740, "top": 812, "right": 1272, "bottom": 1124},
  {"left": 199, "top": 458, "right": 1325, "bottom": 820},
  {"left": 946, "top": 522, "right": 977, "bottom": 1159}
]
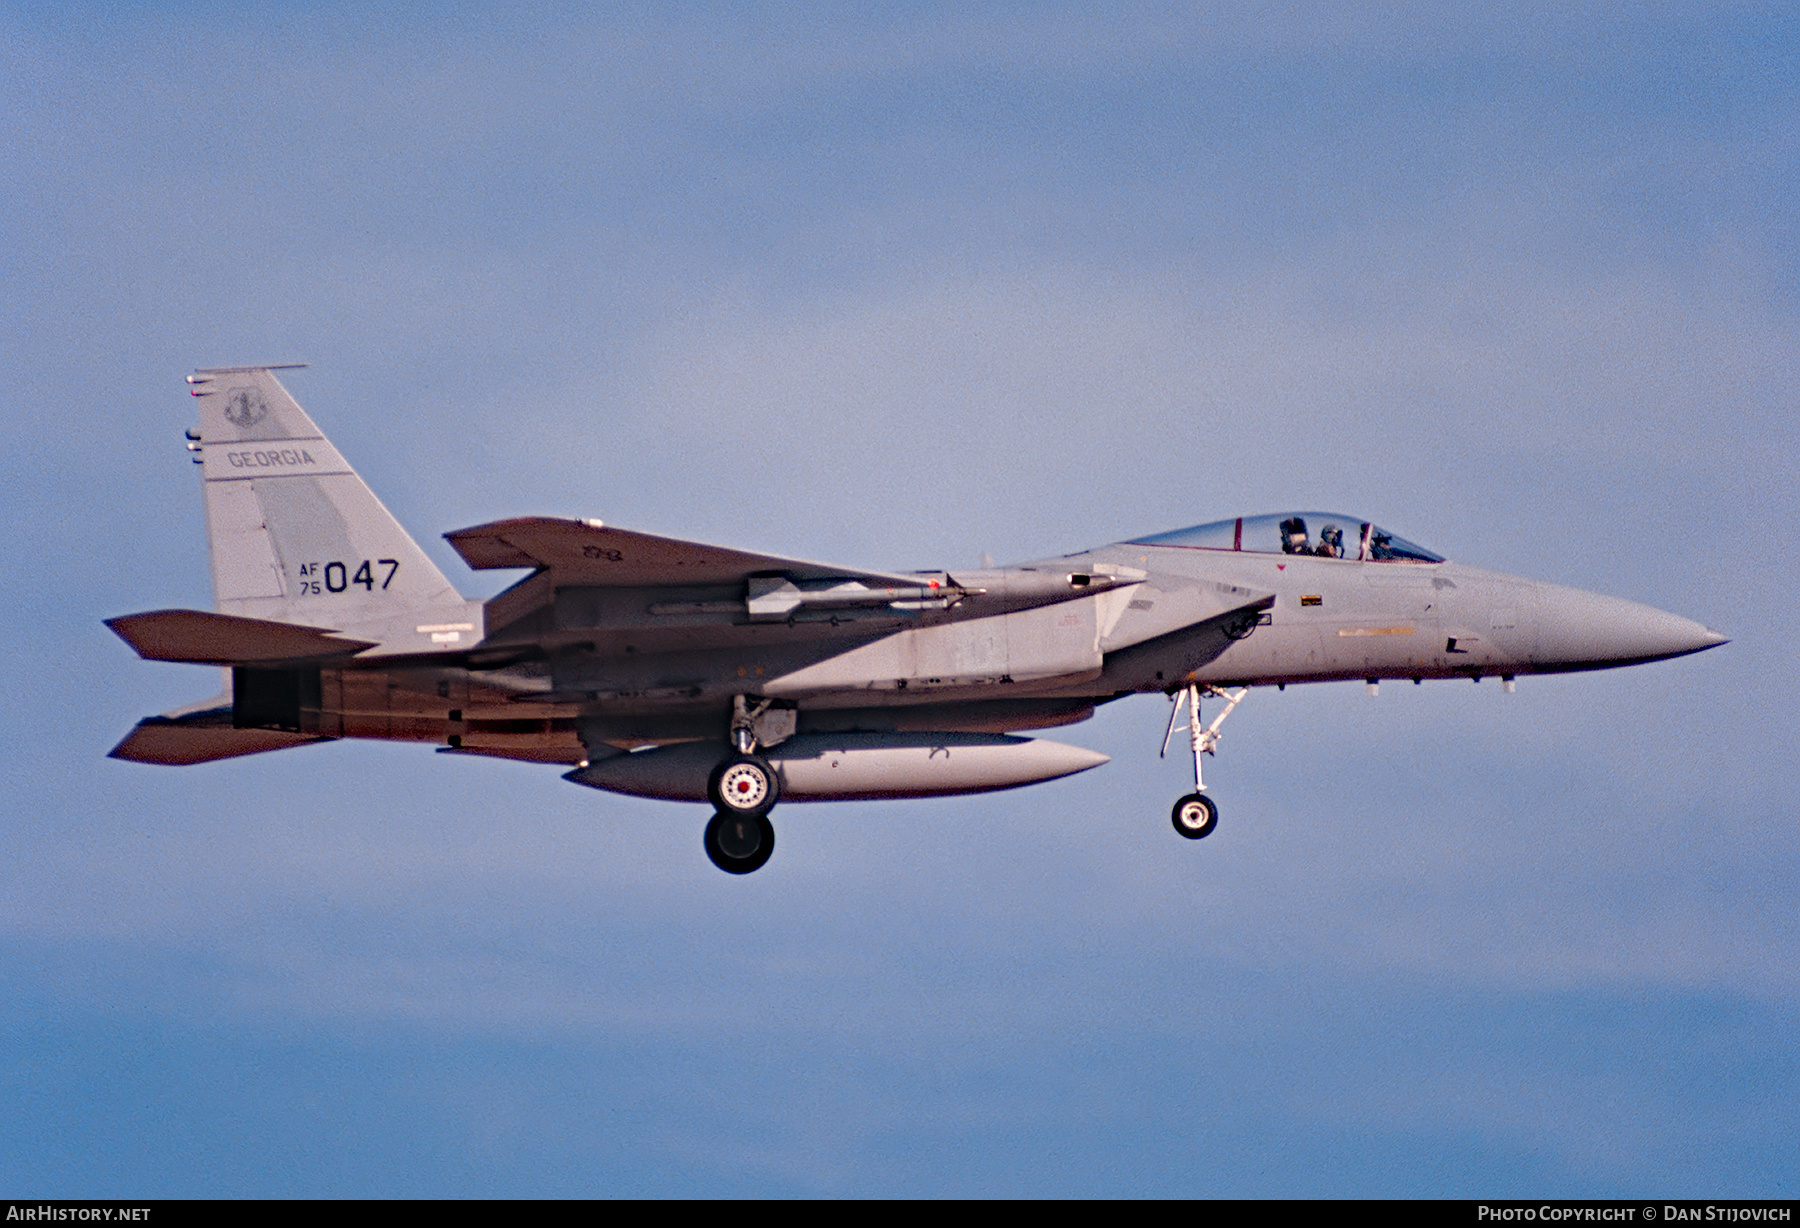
[{"left": 1130, "top": 512, "right": 1444, "bottom": 563}]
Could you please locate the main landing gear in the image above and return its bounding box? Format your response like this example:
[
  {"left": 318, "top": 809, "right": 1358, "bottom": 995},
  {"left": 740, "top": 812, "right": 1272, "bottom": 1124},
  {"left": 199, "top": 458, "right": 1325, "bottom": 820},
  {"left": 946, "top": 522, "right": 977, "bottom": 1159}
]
[
  {"left": 703, "top": 696, "right": 783, "bottom": 874},
  {"left": 708, "top": 754, "right": 779, "bottom": 817},
  {"left": 704, "top": 810, "right": 775, "bottom": 875},
  {"left": 1161, "top": 683, "right": 1247, "bottom": 841}
]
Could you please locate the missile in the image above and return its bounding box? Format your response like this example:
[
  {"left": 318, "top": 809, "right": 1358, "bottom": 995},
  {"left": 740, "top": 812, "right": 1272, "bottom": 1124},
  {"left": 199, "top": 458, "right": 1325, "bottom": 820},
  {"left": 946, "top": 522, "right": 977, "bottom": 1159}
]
[{"left": 565, "top": 732, "right": 1110, "bottom": 802}]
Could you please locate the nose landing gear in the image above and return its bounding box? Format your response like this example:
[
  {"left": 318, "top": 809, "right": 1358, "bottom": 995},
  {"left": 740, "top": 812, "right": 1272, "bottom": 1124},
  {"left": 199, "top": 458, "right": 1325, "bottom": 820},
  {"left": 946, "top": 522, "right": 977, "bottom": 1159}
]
[
  {"left": 1172, "top": 792, "right": 1218, "bottom": 839},
  {"left": 1161, "top": 683, "right": 1246, "bottom": 841}
]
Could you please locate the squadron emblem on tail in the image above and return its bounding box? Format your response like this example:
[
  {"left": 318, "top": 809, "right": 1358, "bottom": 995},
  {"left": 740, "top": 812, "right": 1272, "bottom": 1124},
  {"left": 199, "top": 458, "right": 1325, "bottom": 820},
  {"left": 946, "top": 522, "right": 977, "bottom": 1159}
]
[{"left": 222, "top": 387, "right": 267, "bottom": 428}]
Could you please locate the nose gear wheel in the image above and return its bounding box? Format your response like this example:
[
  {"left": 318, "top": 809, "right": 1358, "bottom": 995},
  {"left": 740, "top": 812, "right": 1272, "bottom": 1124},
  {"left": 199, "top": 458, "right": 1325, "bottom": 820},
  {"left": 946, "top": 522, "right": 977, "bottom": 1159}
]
[{"left": 1171, "top": 792, "right": 1218, "bottom": 839}]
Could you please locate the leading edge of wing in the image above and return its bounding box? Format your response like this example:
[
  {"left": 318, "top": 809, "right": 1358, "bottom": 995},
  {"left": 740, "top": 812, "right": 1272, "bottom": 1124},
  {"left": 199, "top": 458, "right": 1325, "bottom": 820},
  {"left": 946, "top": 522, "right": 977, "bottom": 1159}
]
[{"left": 443, "top": 516, "right": 939, "bottom": 588}]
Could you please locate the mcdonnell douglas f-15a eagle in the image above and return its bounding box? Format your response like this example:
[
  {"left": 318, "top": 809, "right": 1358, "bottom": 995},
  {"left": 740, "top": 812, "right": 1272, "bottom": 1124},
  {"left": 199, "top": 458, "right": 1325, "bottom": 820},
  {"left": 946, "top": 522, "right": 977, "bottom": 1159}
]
[{"left": 108, "top": 366, "right": 1727, "bottom": 874}]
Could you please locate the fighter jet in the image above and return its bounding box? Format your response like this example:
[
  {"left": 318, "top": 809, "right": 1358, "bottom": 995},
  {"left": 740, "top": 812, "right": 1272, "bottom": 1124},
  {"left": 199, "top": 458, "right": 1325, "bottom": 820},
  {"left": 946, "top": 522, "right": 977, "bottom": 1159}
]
[{"left": 108, "top": 366, "right": 1727, "bottom": 873}]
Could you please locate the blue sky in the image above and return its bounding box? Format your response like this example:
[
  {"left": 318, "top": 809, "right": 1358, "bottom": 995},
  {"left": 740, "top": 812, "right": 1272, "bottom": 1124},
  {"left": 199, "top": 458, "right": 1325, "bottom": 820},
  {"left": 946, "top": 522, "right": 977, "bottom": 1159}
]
[{"left": 3, "top": 2, "right": 1796, "bottom": 1196}]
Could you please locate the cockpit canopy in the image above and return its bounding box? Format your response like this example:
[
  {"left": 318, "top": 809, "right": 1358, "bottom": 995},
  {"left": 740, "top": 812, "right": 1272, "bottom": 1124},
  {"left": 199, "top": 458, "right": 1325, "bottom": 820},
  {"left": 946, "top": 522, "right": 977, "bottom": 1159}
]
[{"left": 1130, "top": 512, "right": 1444, "bottom": 563}]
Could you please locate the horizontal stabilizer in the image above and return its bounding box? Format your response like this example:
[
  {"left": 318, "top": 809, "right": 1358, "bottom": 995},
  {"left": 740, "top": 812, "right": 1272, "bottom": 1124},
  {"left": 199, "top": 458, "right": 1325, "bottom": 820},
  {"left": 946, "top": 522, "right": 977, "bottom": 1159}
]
[
  {"left": 105, "top": 609, "right": 376, "bottom": 665},
  {"left": 444, "top": 516, "right": 935, "bottom": 588},
  {"left": 108, "top": 699, "right": 330, "bottom": 766}
]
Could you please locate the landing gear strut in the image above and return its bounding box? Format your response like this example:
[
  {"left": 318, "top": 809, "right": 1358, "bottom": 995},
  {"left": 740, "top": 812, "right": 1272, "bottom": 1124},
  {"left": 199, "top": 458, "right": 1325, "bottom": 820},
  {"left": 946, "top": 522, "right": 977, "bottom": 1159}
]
[
  {"left": 704, "top": 695, "right": 782, "bottom": 873},
  {"left": 1161, "top": 683, "right": 1247, "bottom": 841}
]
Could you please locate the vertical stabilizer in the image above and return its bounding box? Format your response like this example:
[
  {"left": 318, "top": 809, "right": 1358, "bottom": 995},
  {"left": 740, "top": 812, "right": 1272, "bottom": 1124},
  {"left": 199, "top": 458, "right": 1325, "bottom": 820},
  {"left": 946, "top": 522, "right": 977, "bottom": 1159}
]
[{"left": 189, "top": 367, "right": 471, "bottom": 640}]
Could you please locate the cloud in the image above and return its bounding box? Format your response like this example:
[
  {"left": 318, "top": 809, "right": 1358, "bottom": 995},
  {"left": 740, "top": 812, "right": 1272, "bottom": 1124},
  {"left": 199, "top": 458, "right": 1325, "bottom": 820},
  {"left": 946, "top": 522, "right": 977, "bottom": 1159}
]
[{"left": 583, "top": 245, "right": 1796, "bottom": 570}]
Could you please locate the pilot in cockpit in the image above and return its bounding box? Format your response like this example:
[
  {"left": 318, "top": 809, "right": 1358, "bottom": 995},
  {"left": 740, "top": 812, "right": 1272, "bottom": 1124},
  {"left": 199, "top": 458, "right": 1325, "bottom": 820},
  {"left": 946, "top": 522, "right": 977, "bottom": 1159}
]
[
  {"left": 1280, "top": 517, "right": 1309, "bottom": 555},
  {"left": 1316, "top": 524, "right": 1345, "bottom": 558}
]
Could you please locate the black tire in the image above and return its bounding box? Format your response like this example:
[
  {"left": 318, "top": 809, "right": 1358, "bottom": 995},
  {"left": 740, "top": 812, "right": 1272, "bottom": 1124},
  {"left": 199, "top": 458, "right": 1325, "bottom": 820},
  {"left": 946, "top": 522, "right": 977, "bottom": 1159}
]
[
  {"left": 705, "top": 810, "right": 776, "bottom": 874},
  {"left": 1171, "top": 792, "right": 1218, "bottom": 840},
  {"left": 707, "top": 754, "right": 780, "bottom": 817}
]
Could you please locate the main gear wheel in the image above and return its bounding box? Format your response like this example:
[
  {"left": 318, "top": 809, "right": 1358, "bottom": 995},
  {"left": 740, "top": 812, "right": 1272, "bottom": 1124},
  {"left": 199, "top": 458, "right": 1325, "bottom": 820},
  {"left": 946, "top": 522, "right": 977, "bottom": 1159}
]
[
  {"left": 708, "top": 753, "right": 779, "bottom": 817},
  {"left": 705, "top": 811, "right": 776, "bottom": 874}
]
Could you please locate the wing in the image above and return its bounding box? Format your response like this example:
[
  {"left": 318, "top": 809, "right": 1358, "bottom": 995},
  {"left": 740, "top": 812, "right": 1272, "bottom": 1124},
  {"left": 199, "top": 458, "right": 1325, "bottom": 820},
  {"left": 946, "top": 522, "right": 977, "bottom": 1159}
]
[{"left": 443, "top": 517, "right": 935, "bottom": 588}]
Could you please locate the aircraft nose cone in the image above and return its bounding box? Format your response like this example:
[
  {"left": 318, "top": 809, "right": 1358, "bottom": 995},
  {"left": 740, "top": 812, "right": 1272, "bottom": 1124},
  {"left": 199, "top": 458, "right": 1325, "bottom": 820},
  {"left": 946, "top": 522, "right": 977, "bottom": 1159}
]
[{"left": 1534, "top": 584, "right": 1727, "bottom": 669}]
